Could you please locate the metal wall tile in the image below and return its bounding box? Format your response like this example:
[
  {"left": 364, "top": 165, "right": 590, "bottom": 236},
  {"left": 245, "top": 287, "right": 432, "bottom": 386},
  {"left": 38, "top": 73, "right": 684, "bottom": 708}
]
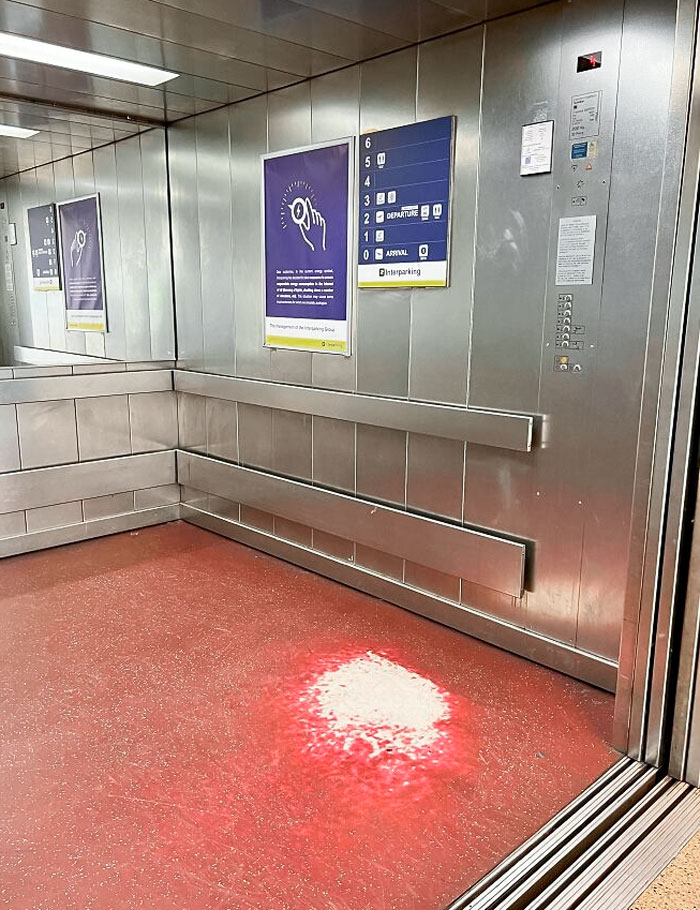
[
  {"left": 134, "top": 484, "right": 181, "bottom": 510},
  {"left": 116, "top": 136, "right": 150, "bottom": 361},
  {"left": 237, "top": 402, "right": 273, "bottom": 470},
  {"left": 177, "top": 392, "right": 207, "bottom": 453},
  {"left": 469, "top": 4, "right": 561, "bottom": 410},
  {"left": 206, "top": 397, "right": 238, "bottom": 463},
  {"left": 75, "top": 395, "right": 131, "bottom": 461},
  {"left": 16, "top": 400, "right": 78, "bottom": 468},
  {"left": 196, "top": 107, "right": 236, "bottom": 376},
  {"left": 169, "top": 119, "right": 204, "bottom": 370},
  {"left": 140, "top": 129, "right": 176, "bottom": 361},
  {"left": 355, "top": 544, "right": 404, "bottom": 581},
  {"left": 129, "top": 391, "right": 178, "bottom": 453},
  {"left": 206, "top": 494, "right": 240, "bottom": 522},
  {"left": 0, "top": 370, "right": 172, "bottom": 405},
  {"left": 272, "top": 409, "right": 312, "bottom": 481},
  {"left": 240, "top": 505, "right": 274, "bottom": 533},
  {"left": 356, "top": 48, "right": 417, "bottom": 397},
  {"left": 26, "top": 500, "right": 83, "bottom": 533},
  {"left": 0, "top": 511, "right": 25, "bottom": 539},
  {"left": 356, "top": 424, "right": 407, "bottom": 507},
  {"left": 462, "top": 578, "right": 520, "bottom": 624},
  {"left": 404, "top": 562, "right": 461, "bottom": 602},
  {"left": 0, "top": 404, "right": 19, "bottom": 473},
  {"left": 406, "top": 433, "right": 464, "bottom": 521},
  {"left": 82, "top": 491, "right": 134, "bottom": 521},
  {"left": 274, "top": 516, "right": 313, "bottom": 546},
  {"left": 230, "top": 95, "right": 271, "bottom": 380},
  {"left": 180, "top": 485, "right": 208, "bottom": 509},
  {"left": 409, "top": 29, "right": 482, "bottom": 405},
  {"left": 312, "top": 529, "right": 355, "bottom": 562},
  {"left": 312, "top": 415, "right": 355, "bottom": 493}
]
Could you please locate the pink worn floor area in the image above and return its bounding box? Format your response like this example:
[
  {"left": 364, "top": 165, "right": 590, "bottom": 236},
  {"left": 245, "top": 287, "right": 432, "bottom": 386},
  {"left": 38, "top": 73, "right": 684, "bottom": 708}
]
[{"left": 0, "top": 522, "right": 617, "bottom": 909}]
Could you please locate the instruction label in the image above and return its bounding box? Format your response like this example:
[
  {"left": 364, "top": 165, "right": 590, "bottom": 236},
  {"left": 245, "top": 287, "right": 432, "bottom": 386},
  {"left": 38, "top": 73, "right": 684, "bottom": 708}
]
[
  {"left": 520, "top": 120, "right": 554, "bottom": 176},
  {"left": 555, "top": 215, "right": 597, "bottom": 285},
  {"left": 570, "top": 91, "right": 601, "bottom": 139}
]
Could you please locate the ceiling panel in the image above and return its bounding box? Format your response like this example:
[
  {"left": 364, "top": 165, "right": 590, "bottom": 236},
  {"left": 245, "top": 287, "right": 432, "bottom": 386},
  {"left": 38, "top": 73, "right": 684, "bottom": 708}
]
[{"left": 0, "top": 0, "right": 550, "bottom": 177}]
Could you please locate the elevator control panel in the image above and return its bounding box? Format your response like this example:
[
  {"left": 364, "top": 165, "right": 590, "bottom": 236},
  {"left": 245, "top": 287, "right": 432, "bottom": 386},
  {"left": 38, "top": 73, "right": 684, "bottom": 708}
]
[{"left": 555, "top": 293, "right": 586, "bottom": 371}]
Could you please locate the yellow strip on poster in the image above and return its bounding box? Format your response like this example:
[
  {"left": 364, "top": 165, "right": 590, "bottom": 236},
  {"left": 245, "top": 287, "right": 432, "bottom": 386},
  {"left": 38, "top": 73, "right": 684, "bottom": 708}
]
[{"left": 265, "top": 335, "right": 348, "bottom": 353}]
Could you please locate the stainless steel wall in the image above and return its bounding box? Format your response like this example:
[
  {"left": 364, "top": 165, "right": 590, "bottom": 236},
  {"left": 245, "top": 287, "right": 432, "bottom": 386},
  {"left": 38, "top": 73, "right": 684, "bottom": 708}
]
[
  {"left": 0, "top": 363, "right": 179, "bottom": 553},
  {"left": 169, "top": 0, "right": 680, "bottom": 685},
  {"left": 0, "top": 129, "right": 174, "bottom": 363}
]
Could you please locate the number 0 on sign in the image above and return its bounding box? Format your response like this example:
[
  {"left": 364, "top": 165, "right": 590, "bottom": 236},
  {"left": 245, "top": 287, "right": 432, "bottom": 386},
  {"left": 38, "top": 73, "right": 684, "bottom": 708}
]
[{"left": 358, "top": 116, "right": 455, "bottom": 289}]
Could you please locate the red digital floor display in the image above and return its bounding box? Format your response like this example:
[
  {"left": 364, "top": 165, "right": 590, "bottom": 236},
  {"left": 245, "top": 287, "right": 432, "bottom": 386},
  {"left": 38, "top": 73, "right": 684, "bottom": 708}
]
[{"left": 0, "top": 523, "right": 618, "bottom": 909}]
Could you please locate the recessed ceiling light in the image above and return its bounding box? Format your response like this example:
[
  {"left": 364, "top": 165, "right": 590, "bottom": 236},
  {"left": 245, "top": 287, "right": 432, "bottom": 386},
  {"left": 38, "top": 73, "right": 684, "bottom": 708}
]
[
  {"left": 0, "top": 32, "right": 178, "bottom": 87},
  {"left": 0, "top": 124, "right": 38, "bottom": 138}
]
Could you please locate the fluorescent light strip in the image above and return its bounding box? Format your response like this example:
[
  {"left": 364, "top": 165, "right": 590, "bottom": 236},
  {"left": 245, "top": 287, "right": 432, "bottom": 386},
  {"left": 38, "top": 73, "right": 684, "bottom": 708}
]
[
  {"left": 0, "top": 124, "right": 38, "bottom": 138},
  {"left": 0, "top": 32, "right": 178, "bottom": 87}
]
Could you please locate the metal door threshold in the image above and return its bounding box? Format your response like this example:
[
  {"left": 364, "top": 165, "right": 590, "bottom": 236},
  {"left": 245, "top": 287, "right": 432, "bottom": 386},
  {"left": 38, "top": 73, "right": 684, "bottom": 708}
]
[{"left": 447, "top": 758, "right": 700, "bottom": 910}]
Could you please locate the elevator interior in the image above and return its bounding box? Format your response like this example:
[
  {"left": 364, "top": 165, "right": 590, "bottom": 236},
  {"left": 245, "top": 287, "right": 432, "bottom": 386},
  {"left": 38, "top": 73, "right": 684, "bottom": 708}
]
[{"left": 0, "top": 0, "right": 699, "bottom": 906}]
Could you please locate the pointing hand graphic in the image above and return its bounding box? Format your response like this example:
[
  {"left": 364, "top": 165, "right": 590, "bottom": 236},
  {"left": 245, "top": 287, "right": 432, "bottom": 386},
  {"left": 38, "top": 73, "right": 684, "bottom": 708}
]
[{"left": 288, "top": 196, "right": 326, "bottom": 252}]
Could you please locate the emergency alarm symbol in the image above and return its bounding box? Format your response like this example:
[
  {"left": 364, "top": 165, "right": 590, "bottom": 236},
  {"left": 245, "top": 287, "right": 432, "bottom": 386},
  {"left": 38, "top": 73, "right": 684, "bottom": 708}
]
[{"left": 419, "top": 244, "right": 429, "bottom": 260}]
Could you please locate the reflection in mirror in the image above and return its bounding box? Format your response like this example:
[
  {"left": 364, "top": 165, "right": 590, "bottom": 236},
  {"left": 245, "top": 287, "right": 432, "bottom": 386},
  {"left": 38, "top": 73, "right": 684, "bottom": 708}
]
[{"left": 0, "top": 127, "right": 174, "bottom": 368}]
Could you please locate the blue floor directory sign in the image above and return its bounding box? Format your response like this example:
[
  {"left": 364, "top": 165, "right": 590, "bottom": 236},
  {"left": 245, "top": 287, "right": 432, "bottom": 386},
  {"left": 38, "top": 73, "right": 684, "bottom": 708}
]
[{"left": 358, "top": 116, "right": 454, "bottom": 288}]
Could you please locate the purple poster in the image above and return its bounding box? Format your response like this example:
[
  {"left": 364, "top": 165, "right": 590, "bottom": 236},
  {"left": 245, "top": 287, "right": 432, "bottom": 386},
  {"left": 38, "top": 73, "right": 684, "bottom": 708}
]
[
  {"left": 262, "top": 139, "right": 353, "bottom": 354},
  {"left": 57, "top": 194, "right": 107, "bottom": 332}
]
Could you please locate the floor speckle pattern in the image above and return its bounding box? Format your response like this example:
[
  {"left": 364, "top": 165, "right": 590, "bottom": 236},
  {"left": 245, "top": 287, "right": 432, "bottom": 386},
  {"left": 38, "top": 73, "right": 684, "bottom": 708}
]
[
  {"left": 631, "top": 828, "right": 700, "bottom": 910},
  {"left": 0, "top": 522, "right": 618, "bottom": 909}
]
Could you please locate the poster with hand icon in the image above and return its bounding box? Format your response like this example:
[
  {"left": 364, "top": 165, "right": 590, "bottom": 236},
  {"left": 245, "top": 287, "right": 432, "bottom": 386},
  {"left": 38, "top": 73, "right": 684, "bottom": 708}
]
[
  {"left": 57, "top": 194, "right": 106, "bottom": 333},
  {"left": 262, "top": 139, "right": 353, "bottom": 355}
]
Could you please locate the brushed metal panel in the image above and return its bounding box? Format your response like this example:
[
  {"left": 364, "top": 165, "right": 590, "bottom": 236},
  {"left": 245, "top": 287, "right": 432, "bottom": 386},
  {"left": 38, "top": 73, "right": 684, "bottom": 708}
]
[
  {"left": 0, "top": 370, "right": 172, "bottom": 404},
  {"left": 71, "top": 148, "right": 95, "bottom": 196},
  {"left": 272, "top": 409, "right": 312, "bottom": 480},
  {"left": 312, "top": 529, "right": 355, "bottom": 561},
  {"left": 230, "top": 95, "right": 271, "bottom": 380},
  {"left": 0, "top": 511, "right": 25, "bottom": 539},
  {"left": 178, "top": 451, "right": 526, "bottom": 595},
  {"left": 240, "top": 504, "right": 275, "bottom": 533},
  {"left": 181, "top": 485, "right": 208, "bottom": 509},
  {"left": 129, "top": 391, "right": 178, "bottom": 453},
  {"left": 462, "top": 578, "right": 519, "bottom": 624},
  {"left": 355, "top": 544, "right": 405, "bottom": 581},
  {"left": 312, "top": 415, "right": 355, "bottom": 493},
  {"left": 182, "top": 507, "right": 614, "bottom": 689},
  {"left": 274, "top": 516, "right": 313, "bottom": 546},
  {"left": 469, "top": 3, "right": 561, "bottom": 411},
  {"left": 177, "top": 392, "right": 207, "bottom": 453},
  {"left": 577, "top": 0, "right": 679, "bottom": 660},
  {"left": 407, "top": 433, "right": 465, "bottom": 521},
  {"left": 140, "top": 129, "right": 175, "bottom": 361},
  {"left": 93, "top": 142, "right": 126, "bottom": 361},
  {"left": 0, "top": 451, "right": 175, "bottom": 514},
  {"left": 134, "top": 484, "right": 181, "bottom": 510},
  {"left": 195, "top": 107, "right": 236, "bottom": 376},
  {"left": 268, "top": 81, "right": 314, "bottom": 387},
  {"left": 126, "top": 360, "right": 176, "bottom": 371},
  {"left": 75, "top": 395, "right": 130, "bottom": 461},
  {"left": 16, "top": 399, "right": 78, "bottom": 469},
  {"left": 356, "top": 424, "right": 406, "bottom": 507},
  {"left": 82, "top": 491, "right": 134, "bottom": 521},
  {"left": 169, "top": 119, "right": 204, "bottom": 370},
  {"left": 205, "top": 397, "right": 238, "bottom": 463},
  {"left": 404, "top": 562, "right": 460, "bottom": 602},
  {"left": 356, "top": 48, "right": 417, "bottom": 397},
  {"left": 410, "top": 28, "right": 482, "bottom": 405},
  {"left": 26, "top": 500, "right": 83, "bottom": 532},
  {"left": 237, "top": 402, "right": 273, "bottom": 470},
  {"left": 174, "top": 370, "right": 534, "bottom": 450},
  {"left": 116, "top": 136, "right": 150, "bottom": 361},
  {"left": 203, "top": 494, "right": 240, "bottom": 522},
  {"left": 310, "top": 65, "right": 360, "bottom": 393},
  {"left": 0, "top": 504, "right": 179, "bottom": 559},
  {"left": 72, "top": 364, "right": 127, "bottom": 374},
  {"left": 0, "top": 404, "right": 19, "bottom": 472},
  {"left": 12, "top": 366, "right": 72, "bottom": 377}
]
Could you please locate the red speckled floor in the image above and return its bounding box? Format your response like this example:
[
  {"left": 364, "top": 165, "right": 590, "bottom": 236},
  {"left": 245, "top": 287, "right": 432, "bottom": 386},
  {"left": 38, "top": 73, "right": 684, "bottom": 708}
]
[{"left": 0, "top": 522, "right": 618, "bottom": 910}]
